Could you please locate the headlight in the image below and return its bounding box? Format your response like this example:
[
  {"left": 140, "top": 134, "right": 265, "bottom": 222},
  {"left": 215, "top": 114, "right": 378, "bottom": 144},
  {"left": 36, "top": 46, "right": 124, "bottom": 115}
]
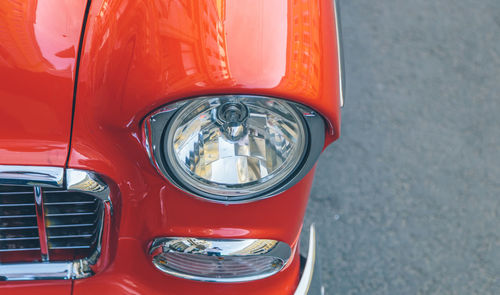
[
  {"left": 166, "top": 97, "right": 306, "bottom": 196},
  {"left": 144, "top": 95, "right": 324, "bottom": 203}
]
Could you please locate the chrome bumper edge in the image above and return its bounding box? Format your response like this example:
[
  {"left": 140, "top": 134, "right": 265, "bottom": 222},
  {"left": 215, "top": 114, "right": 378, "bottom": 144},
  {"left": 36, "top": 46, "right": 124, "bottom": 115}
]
[{"left": 294, "top": 224, "right": 325, "bottom": 295}]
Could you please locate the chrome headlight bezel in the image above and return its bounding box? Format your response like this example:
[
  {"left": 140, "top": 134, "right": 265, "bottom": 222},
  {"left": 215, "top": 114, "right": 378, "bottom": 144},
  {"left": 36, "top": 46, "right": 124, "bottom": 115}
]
[{"left": 143, "top": 95, "right": 325, "bottom": 203}]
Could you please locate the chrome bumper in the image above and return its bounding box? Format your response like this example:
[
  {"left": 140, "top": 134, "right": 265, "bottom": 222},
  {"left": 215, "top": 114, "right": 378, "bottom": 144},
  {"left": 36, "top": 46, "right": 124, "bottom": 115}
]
[
  {"left": 294, "top": 224, "right": 325, "bottom": 295},
  {"left": 0, "top": 261, "right": 87, "bottom": 281}
]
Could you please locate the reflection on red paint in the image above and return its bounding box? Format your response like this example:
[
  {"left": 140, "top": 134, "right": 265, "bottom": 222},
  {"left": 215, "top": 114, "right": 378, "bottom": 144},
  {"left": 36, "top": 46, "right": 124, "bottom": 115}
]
[
  {"left": 0, "top": 0, "right": 86, "bottom": 166},
  {"left": 225, "top": 0, "right": 288, "bottom": 87},
  {"left": 0, "top": 0, "right": 341, "bottom": 293}
]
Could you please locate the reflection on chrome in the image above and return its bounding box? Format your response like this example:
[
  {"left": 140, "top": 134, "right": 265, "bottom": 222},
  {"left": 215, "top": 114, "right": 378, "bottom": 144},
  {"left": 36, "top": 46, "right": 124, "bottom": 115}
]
[
  {"left": 156, "top": 237, "right": 278, "bottom": 256},
  {"left": 66, "top": 169, "right": 110, "bottom": 203},
  {"left": 149, "top": 237, "right": 291, "bottom": 282},
  {"left": 334, "top": 0, "right": 346, "bottom": 107},
  {"left": 0, "top": 166, "right": 64, "bottom": 188},
  {"left": 0, "top": 166, "right": 111, "bottom": 281},
  {"left": 294, "top": 224, "right": 318, "bottom": 295}
]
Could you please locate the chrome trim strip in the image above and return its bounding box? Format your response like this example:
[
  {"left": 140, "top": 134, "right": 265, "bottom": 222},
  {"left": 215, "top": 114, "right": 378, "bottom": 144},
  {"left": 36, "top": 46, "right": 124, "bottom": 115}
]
[
  {"left": 295, "top": 224, "right": 317, "bottom": 295},
  {"left": 66, "top": 169, "right": 111, "bottom": 204},
  {"left": 0, "top": 166, "right": 64, "bottom": 188},
  {"left": 33, "top": 186, "right": 49, "bottom": 262},
  {"left": 70, "top": 198, "right": 111, "bottom": 279},
  {"left": 0, "top": 262, "right": 74, "bottom": 281},
  {"left": 0, "top": 167, "right": 111, "bottom": 281},
  {"left": 0, "top": 260, "right": 107, "bottom": 281},
  {"left": 143, "top": 95, "right": 325, "bottom": 204},
  {"left": 334, "top": 0, "right": 345, "bottom": 107},
  {"left": 65, "top": 169, "right": 112, "bottom": 278},
  {"left": 149, "top": 237, "right": 292, "bottom": 282}
]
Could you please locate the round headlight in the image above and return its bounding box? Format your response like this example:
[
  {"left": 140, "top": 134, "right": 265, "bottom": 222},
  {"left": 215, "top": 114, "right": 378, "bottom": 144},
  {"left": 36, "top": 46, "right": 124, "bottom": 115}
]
[
  {"left": 144, "top": 95, "right": 325, "bottom": 202},
  {"left": 165, "top": 96, "right": 306, "bottom": 197}
]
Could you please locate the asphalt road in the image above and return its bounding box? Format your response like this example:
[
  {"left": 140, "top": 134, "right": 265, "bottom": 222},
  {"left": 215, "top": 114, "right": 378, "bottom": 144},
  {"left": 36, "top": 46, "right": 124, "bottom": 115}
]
[{"left": 303, "top": 1, "right": 500, "bottom": 294}]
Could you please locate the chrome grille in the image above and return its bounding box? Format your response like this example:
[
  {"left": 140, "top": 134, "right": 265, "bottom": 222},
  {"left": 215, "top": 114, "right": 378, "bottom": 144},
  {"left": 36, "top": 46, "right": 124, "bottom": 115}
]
[
  {"left": 0, "top": 185, "right": 103, "bottom": 260},
  {"left": 0, "top": 187, "right": 40, "bottom": 252},
  {"left": 44, "top": 190, "right": 102, "bottom": 251},
  {"left": 0, "top": 166, "right": 111, "bottom": 280}
]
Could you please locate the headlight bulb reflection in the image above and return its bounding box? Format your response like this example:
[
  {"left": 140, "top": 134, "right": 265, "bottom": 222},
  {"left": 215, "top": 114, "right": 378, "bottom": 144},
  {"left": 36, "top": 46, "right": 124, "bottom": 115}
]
[{"left": 217, "top": 101, "right": 249, "bottom": 141}]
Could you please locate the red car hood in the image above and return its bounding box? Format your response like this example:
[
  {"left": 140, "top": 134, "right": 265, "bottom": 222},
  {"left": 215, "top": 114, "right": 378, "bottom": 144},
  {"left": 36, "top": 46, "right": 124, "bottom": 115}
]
[{"left": 0, "top": 0, "right": 88, "bottom": 167}]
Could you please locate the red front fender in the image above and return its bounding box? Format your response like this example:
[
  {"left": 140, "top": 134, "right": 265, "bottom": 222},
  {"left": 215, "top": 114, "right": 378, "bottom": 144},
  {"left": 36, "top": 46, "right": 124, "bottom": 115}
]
[{"left": 1, "top": 0, "right": 341, "bottom": 294}]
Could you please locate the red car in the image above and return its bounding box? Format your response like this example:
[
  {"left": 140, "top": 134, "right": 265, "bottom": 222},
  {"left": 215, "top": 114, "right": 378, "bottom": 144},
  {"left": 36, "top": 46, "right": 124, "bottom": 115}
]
[{"left": 0, "top": 0, "right": 344, "bottom": 294}]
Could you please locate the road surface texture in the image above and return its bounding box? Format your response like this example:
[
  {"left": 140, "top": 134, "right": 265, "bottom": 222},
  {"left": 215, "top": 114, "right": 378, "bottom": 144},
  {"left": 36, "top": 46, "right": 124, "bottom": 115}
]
[{"left": 302, "top": 0, "right": 500, "bottom": 294}]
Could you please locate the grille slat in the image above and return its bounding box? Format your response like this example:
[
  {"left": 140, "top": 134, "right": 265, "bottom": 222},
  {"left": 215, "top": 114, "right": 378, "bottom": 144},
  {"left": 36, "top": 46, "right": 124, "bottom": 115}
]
[
  {"left": 0, "top": 247, "right": 41, "bottom": 252},
  {"left": 50, "top": 245, "right": 91, "bottom": 250},
  {"left": 0, "top": 236, "right": 39, "bottom": 241},
  {"left": 44, "top": 191, "right": 102, "bottom": 256},
  {"left": 46, "top": 212, "right": 96, "bottom": 217},
  {"left": 0, "top": 214, "right": 37, "bottom": 218},
  {"left": 0, "top": 203, "right": 35, "bottom": 207},
  {"left": 0, "top": 185, "right": 103, "bottom": 261},
  {"left": 0, "top": 189, "right": 34, "bottom": 194},
  {"left": 49, "top": 234, "right": 93, "bottom": 239},
  {"left": 0, "top": 226, "right": 38, "bottom": 230},
  {"left": 44, "top": 201, "right": 95, "bottom": 206},
  {"left": 47, "top": 223, "right": 96, "bottom": 228}
]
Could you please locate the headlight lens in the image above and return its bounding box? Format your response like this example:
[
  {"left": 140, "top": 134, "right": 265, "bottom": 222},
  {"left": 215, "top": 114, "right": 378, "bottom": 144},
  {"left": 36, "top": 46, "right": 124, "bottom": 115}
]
[
  {"left": 144, "top": 95, "right": 325, "bottom": 202},
  {"left": 164, "top": 96, "right": 306, "bottom": 197}
]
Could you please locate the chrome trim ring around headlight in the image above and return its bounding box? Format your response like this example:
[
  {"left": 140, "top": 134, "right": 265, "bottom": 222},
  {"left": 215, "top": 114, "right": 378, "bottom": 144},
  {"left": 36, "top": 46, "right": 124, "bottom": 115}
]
[
  {"left": 149, "top": 237, "right": 292, "bottom": 282},
  {"left": 0, "top": 166, "right": 112, "bottom": 281},
  {"left": 142, "top": 95, "right": 325, "bottom": 204}
]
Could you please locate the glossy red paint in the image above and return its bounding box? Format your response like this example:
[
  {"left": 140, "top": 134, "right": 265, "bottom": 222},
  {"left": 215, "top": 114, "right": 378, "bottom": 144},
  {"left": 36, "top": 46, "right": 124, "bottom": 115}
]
[
  {"left": 1, "top": 0, "right": 341, "bottom": 293},
  {"left": 0, "top": 281, "right": 72, "bottom": 295},
  {"left": 0, "top": 0, "right": 87, "bottom": 166},
  {"left": 65, "top": 0, "right": 341, "bottom": 293},
  {"left": 0, "top": 281, "right": 71, "bottom": 295}
]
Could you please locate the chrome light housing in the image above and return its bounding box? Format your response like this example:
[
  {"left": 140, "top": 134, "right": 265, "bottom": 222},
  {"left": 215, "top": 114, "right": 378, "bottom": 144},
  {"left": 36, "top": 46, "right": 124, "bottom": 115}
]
[
  {"left": 143, "top": 95, "right": 324, "bottom": 203},
  {"left": 149, "top": 237, "right": 291, "bottom": 282}
]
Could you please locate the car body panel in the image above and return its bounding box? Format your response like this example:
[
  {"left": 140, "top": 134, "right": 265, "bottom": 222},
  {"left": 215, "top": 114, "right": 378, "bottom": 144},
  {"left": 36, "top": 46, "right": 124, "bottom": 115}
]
[
  {"left": 65, "top": 0, "right": 340, "bottom": 293},
  {"left": 0, "top": 281, "right": 71, "bottom": 295},
  {"left": 0, "top": 0, "right": 87, "bottom": 166},
  {"left": 0, "top": 0, "right": 340, "bottom": 293}
]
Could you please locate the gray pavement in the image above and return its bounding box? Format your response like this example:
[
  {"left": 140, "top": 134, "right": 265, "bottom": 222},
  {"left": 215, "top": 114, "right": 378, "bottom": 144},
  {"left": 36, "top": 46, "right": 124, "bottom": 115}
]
[{"left": 303, "top": 0, "right": 500, "bottom": 294}]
